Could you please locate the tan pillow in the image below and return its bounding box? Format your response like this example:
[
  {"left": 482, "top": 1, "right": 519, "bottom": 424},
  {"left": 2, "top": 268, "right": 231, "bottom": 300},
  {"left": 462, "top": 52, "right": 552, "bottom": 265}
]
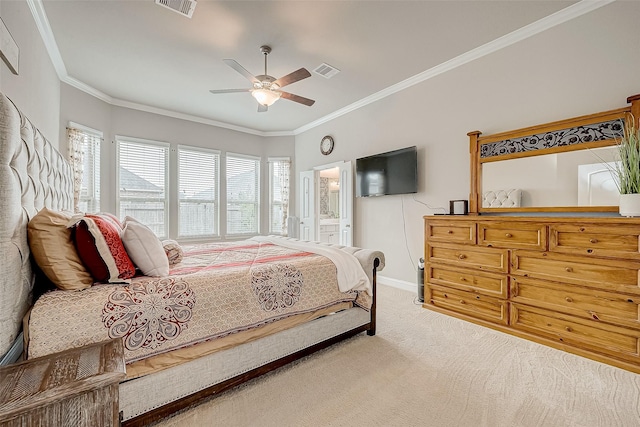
[
  {"left": 162, "top": 239, "right": 184, "bottom": 265},
  {"left": 28, "top": 208, "right": 93, "bottom": 291}
]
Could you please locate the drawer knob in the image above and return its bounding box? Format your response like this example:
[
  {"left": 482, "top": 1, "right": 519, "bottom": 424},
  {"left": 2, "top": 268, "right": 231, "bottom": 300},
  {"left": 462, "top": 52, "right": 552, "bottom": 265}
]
[
  {"left": 589, "top": 238, "right": 598, "bottom": 244},
  {"left": 447, "top": 230, "right": 453, "bottom": 234},
  {"left": 460, "top": 277, "right": 466, "bottom": 282},
  {"left": 505, "top": 233, "right": 512, "bottom": 238},
  {"left": 459, "top": 300, "right": 466, "bottom": 304},
  {"left": 565, "top": 267, "right": 573, "bottom": 273},
  {"left": 565, "top": 297, "right": 573, "bottom": 303},
  {"left": 565, "top": 326, "right": 572, "bottom": 332},
  {"left": 458, "top": 254, "right": 467, "bottom": 260}
]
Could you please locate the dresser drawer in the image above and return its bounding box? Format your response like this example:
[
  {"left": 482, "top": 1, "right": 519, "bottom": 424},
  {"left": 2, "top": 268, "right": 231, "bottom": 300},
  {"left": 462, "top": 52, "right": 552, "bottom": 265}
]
[
  {"left": 511, "top": 276, "right": 640, "bottom": 330},
  {"left": 478, "top": 222, "right": 547, "bottom": 250},
  {"left": 427, "top": 285, "right": 508, "bottom": 325},
  {"left": 425, "top": 220, "right": 476, "bottom": 245},
  {"left": 550, "top": 223, "right": 640, "bottom": 260},
  {"left": 511, "top": 304, "right": 640, "bottom": 362},
  {"left": 511, "top": 250, "right": 640, "bottom": 296},
  {"left": 427, "top": 243, "right": 508, "bottom": 273},
  {"left": 428, "top": 265, "right": 507, "bottom": 298}
]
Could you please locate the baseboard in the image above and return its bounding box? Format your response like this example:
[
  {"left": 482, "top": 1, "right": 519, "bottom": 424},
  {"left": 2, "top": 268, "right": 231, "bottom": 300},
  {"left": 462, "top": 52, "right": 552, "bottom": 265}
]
[{"left": 377, "top": 276, "right": 417, "bottom": 294}]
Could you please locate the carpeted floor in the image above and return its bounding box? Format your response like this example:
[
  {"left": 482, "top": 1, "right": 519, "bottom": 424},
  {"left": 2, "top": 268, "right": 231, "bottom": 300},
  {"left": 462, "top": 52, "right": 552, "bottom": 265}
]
[{"left": 155, "top": 285, "right": 640, "bottom": 427}]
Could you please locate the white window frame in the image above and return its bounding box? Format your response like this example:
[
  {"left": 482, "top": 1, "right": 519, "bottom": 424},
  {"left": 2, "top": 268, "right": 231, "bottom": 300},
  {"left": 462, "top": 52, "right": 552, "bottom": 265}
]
[
  {"left": 116, "top": 136, "right": 170, "bottom": 239},
  {"left": 225, "top": 152, "right": 261, "bottom": 238},
  {"left": 177, "top": 145, "right": 221, "bottom": 240}
]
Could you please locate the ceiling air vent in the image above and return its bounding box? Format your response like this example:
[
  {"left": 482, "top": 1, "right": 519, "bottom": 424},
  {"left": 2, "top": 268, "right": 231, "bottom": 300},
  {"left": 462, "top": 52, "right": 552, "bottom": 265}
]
[
  {"left": 155, "top": 0, "right": 197, "bottom": 18},
  {"left": 313, "top": 63, "right": 340, "bottom": 79}
]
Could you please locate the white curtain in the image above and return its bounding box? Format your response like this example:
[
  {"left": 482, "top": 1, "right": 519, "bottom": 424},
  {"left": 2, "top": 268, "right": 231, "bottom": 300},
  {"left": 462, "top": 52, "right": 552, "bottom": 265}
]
[
  {"left": 280, "top": 159, "right": 291, "bottom": 236},
  {"left": 67, "top": 127, "right": 85, "bottom": 213}
]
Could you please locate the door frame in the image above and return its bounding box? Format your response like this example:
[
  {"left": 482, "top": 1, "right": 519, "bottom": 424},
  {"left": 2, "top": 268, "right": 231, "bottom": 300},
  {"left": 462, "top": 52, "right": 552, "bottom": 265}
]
[{"left": 313, "top": 161, "right": 353, "bottom": 246}]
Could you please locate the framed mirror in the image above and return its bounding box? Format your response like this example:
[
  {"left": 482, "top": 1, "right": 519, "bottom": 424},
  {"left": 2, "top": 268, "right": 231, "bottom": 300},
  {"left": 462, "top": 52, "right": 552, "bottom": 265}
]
[{"left": 469, "top": 94, "right": 640, "bottom": 214}]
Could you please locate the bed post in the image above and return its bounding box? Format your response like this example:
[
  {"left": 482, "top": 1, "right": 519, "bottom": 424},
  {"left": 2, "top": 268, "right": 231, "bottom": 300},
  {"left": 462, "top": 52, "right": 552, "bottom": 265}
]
[{"left": 367, "top": 258, "right": 380, "bottom": 336}]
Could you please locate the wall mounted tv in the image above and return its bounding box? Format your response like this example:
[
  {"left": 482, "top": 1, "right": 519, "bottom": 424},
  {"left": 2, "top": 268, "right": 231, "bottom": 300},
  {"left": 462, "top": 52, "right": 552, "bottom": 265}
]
[{"left": 356, "top": 146, "right": 418, "bottom": 197}]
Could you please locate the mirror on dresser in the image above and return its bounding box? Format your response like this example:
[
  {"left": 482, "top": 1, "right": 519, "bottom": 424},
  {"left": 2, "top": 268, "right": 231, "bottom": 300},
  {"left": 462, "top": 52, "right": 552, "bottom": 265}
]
[{"left": 468, "top": 95, "right": 640, "bottom": 214}]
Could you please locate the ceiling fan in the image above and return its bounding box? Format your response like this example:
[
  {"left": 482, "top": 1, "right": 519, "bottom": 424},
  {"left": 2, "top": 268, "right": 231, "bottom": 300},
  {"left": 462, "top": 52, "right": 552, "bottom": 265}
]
[{"left": 210, "top": 45, "right": 315, "bottom": 112}]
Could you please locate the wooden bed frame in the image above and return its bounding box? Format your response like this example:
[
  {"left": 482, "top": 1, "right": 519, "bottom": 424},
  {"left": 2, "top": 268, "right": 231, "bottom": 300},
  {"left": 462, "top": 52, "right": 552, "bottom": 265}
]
[
  {"left": 123, "top": 259, "right": 379, "bottom": 426},
  {"left": 0, "top": 91, "right": 384, "bottom": 424}
]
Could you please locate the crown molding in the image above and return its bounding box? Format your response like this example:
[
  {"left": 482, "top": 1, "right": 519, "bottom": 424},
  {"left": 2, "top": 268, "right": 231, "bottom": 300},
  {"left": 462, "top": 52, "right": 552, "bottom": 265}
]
[
  {"left": 110, "top": 97, "right": 284, "bottom": 137},
  {"left": 64, "top": 75, "right": 113, "bottom": 103},
  {"left": 26, "top": 0, "right": 67, "bottom": 79},
  {"left": 293, "top": 0, "right": 616, "bottom": 135},
  {"left": 28, "top": 0, "right": 614, "bottom": 138}
]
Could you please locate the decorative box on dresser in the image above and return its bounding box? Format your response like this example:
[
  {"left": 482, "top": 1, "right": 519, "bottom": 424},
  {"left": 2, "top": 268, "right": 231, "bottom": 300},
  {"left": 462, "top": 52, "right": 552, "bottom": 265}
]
[
  {"left": 423, "top": 215, "right": 640, "bottom": 374},
  {"left": 0, "top": 339, "right": 125, "bottom": 427}
]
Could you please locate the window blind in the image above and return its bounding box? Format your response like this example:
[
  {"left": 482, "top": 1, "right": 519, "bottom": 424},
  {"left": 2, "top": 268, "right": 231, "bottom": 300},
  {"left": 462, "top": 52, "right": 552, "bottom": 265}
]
[
  {"left": 178, "top": 147, "right": 219, "bottom": 238},
  {"left": 226, "top": 154, "right": 260, "bottom": 235},
  {"left": 118, "top": 138, "right": 168, "bottom": 238},
  {"left": 268, "top": 158, "right": 290, "bottom": 235}
]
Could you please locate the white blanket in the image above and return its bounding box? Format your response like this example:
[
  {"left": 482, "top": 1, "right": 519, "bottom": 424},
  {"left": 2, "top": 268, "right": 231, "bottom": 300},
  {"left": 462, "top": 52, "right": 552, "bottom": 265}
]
[{"left": 250, "top": 236, "right": 371, "bottom": 296}]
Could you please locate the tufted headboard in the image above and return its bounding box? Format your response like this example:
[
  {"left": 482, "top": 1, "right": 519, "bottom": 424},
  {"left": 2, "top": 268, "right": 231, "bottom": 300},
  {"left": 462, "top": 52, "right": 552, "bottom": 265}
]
[
  {"left": 482, "top": 189, "right": 522, "bottom": 208},
  {"left": 0, "top": 92, "right": 74, "bottom": 359}
]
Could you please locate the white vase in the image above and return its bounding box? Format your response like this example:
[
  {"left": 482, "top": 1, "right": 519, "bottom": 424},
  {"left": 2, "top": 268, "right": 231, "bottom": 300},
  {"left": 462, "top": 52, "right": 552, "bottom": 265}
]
[{"left": 619, "top": 193, "right": 640, "bottom": 217}]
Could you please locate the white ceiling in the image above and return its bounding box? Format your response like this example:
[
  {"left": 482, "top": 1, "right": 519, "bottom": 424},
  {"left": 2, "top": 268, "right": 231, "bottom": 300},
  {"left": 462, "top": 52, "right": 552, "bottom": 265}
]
[{"left": 39, "top": 0, "right": 583, "bottom": 134}]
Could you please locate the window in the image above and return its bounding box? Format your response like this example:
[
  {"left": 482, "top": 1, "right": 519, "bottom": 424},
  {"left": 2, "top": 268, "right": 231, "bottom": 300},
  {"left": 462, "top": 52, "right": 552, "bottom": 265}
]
[
  {"left": 117, "top": 138, "right": 169, "bottom": 238},
  {"left": 268, "top": 158, "right": 291, "bottom": 235},
  {"left": 226, "top": 154, "right": 260, "bottom": 236},
  {"left": 67, "top": 124, "right": 101, "bottom": 213},
  {"left": 178, "top": 146, "right": 220, "bottom": 238}
]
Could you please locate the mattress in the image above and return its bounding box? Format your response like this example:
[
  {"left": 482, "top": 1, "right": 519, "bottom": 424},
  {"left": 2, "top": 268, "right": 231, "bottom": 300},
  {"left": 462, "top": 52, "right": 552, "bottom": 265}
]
[{"left": 26, "top": 240, "right": 371, "bottom": 364}]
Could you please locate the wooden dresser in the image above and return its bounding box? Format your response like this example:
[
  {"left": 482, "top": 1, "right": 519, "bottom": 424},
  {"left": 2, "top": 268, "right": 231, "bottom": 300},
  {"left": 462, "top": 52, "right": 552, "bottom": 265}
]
[{"left": 423, "top": 215, "right": 640, "bottom": 373}]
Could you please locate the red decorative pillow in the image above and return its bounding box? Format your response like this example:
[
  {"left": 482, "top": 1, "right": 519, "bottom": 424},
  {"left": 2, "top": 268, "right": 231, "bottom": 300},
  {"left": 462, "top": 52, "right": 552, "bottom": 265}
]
[
  {"left": 95, "top": 212, "right": 123, "bottom": 231},
  {"left": 73, "top": 214, "right": 135, "bottom": 283}
]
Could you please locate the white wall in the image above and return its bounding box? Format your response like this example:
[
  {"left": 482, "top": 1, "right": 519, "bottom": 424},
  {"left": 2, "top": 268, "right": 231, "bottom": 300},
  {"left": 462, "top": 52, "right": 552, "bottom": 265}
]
[
  {"left": 294, "top": 2, "right": 640, "bottom": 284},
  {"left": 0, "top": 0, "right": 60, "bottom": 147},
  {"left": 59, "top": 83, "right": 295, "bottom": 238}
]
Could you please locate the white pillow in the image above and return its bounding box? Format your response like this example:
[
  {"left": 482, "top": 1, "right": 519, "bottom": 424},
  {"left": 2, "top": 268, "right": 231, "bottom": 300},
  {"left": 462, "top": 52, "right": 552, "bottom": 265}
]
[{"left": 121, "top": 216, "right": 169, "bottom": 277}]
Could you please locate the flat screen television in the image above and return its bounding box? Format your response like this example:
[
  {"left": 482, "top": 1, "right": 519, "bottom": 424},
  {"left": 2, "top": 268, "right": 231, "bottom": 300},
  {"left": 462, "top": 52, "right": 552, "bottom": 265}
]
[{"left": 356, "top": 146, "right": 418, "bottom": 197}]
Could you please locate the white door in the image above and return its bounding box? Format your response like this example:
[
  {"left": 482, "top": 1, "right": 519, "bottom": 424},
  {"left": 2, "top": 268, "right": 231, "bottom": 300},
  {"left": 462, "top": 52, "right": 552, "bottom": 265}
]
[
  {"left": 339, "top": 161, "right": 353, "bottom": 246},
  {"left": 299, "top": 170, "right": 316, "bottom": 241}
]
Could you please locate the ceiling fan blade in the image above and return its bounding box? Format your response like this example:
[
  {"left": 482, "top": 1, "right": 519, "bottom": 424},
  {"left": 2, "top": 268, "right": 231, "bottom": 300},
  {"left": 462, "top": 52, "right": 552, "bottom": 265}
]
[
  {"left": 223, "top": 59, "right": 259, "bottom": 84},
  {"left": 257, "top": 104, "right": 268, "bottom": 113},
  {"left": 273, "top": 68, "right": 311, "bottom": 89},
  {"left": 209, "top": 89, "right": 251, "bottom": 94},
  {"left": 279, "top": 91, "right": 315, "bottom": 106}
]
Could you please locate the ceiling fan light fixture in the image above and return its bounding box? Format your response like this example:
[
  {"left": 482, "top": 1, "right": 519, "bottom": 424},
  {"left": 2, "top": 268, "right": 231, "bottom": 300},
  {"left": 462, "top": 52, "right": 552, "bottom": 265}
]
[{"left": 251, "top": 88, "right": 281, "bottom": 106}]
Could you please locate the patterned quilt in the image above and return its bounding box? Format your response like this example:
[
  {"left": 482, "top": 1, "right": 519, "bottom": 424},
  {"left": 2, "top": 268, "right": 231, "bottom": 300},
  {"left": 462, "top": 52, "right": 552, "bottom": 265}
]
[{"left": 27, "top": 241, "right": 370, "bottom": 363}]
